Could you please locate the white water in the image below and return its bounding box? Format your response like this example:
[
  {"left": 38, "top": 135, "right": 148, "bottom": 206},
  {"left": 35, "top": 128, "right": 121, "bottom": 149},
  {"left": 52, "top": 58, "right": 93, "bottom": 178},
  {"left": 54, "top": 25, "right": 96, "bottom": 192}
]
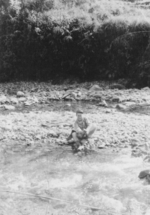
[{"left": 0, "top": 147, "right": 149, "bottom": 215}]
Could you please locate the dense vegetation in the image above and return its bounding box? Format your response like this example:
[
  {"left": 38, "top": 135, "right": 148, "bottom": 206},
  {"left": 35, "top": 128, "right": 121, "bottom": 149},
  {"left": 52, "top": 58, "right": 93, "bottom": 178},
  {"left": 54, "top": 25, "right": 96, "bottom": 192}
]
[{"left": 1, "top": 0, "right": 150, "bottom": 86}]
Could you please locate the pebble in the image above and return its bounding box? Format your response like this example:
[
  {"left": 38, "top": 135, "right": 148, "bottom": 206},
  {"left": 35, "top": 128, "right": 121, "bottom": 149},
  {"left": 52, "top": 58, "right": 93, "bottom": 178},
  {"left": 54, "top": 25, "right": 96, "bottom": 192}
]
[{"left": 4, "top": 105, "right": 15, "bottom": 110}]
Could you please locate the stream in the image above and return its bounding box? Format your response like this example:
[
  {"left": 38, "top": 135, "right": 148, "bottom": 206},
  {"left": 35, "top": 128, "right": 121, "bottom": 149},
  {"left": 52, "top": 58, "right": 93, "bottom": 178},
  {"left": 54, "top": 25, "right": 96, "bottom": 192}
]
[{"left": 0, "top": 102, "right": 150, "bottom": 215}]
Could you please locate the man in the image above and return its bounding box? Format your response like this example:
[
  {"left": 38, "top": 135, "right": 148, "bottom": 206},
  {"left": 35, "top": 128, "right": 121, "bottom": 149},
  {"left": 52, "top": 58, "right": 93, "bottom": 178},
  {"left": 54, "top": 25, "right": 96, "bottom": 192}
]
[{"left": 68, "top": 109, "right": 96, "bottom": 153}]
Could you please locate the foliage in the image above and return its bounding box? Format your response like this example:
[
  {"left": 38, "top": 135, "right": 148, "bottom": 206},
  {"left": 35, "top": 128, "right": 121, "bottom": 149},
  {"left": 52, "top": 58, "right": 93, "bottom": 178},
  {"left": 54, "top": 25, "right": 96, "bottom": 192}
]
[{"left": 0, "top": 0, "right": 150, "bottom": 85}]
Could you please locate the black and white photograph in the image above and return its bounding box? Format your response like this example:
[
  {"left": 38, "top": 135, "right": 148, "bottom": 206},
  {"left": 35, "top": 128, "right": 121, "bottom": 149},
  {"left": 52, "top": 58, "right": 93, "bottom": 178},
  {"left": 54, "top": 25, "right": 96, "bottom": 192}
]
[{"left": 0, "top": 0, "right": 150, "bottom": 214}]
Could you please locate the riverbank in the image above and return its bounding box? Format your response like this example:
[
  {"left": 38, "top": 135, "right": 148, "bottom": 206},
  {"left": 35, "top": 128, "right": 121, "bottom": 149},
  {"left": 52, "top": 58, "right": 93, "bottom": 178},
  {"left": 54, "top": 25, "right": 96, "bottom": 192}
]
[
  {"left": 0, "top": 81, "right": 150, "bottom": 151},
  {"left": 0, "top": 82, "right": 150, "bottom": 214}
]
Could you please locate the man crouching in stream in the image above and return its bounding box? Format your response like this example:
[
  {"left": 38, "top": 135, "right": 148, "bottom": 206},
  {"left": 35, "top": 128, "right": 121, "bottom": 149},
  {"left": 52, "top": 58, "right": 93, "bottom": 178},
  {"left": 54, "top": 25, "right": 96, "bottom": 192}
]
[{"left": 67, "top": 109, "right": 96, "bottom": 153}]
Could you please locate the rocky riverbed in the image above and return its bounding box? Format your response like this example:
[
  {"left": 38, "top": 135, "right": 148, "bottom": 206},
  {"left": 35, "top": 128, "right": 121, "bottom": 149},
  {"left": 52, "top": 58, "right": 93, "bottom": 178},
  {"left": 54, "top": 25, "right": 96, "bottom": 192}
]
[{"left": 0, "top": 82, "right": 150, "bottom": 215}]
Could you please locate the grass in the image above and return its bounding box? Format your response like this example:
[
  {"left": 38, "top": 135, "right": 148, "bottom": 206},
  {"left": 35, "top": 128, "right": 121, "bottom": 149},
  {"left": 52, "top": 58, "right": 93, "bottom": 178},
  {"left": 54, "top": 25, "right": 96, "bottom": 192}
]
[{"left": 9, "top": 0, "right": 150, "bottom": 25}]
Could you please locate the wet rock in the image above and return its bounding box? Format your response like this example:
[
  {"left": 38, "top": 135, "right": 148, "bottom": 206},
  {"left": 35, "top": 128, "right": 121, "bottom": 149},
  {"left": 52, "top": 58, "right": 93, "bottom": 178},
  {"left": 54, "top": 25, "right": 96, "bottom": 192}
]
[
  {"left": 17, "top": 91, "right": 25, "bottom": 97},
  {"left": 139, "top": 170, "right": 150, "bottom": 179},
  {"left": 4, "top": 105, "right": 15, "bottom": 110},
  {"left": 90, "top": 84, "right": 101, "bottom": 91}
]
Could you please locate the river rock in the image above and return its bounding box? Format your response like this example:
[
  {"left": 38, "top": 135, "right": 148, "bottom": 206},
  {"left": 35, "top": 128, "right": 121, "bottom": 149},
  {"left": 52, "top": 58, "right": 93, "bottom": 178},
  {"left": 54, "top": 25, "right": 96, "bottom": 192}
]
[
  {"left": 47, "top": 130, "right": 59, "bottom": 138},
  {"left": 122, "top": 102, "right": 136, "bottom": 107},
  {"left": 10, "top": 97, "right": 18, "bottom": 104},
  {"left": 98, "top": 100, "right": 108, "bottom": 107},
  {"left": 90, "top": 84, "right": 101, "bottom": 91},
  {"left": 24, "top": 101, "right": 31, "bottom": 106},
  {"left": 32, "top": 97, "right": 38, "bottom": 103},
  {"left": 57, "top": 138, "right": 67, "bottom": 145},
  {"left": 18, "top": 97, "right": 26, "bottom": 102},
  {"left": 0, "top": 95, "right": 8, "bottom": 104},
  {"left": 139, "top": 170, "right": 150, "bottom": 179},
  {"left": 4, "top": 105, "right": 15, "bottom": 110},
  {"left": 17, "top": 91, "right": 25, "bottom": 97},
  {"left": 70, "top": 92, "right": 76, "bottom": 99},
  {"left": 64, "top": 103, "right": 72, "bottom": 111},
  {"left": 109, "top": 83, "right": 125, "bottom": 89},
  {"left": 111, "top": 97, "right": 120, "bottom": 102},
  {"left": 116, "top": 104, "right": 126, "bottom": 110},
  {"left": 77, "top": 91, "right": 82, "bottom": 97},
  {"left": 98, "top": 142, "right": 106, "bottom": 149}
]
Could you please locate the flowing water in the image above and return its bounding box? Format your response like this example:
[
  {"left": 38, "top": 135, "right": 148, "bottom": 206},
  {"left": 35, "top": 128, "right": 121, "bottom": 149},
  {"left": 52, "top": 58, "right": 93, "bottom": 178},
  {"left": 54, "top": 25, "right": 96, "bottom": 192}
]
[
  {"left": 0, "top": 102, "right": 150, "bottom": 215},
  {"left": 0, "top": 146, "right": 150, "bottom": 215}
]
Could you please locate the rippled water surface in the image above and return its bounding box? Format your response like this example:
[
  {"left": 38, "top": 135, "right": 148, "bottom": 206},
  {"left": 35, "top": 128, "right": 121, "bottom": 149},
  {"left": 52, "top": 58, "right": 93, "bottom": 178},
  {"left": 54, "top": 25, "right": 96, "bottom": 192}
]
[{"left": 0, "top": 146, "right": 150, "bottom": 215}]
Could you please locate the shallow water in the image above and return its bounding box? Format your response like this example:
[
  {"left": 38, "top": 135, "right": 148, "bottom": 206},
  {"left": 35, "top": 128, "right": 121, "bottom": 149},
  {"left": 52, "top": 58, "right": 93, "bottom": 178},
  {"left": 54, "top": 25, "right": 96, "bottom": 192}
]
[
  {"left": 0, "top": 146, "right": 150, "bottom": 215},
  {"left": 0, "top": 101, "right": 150, "bottom": 214}
]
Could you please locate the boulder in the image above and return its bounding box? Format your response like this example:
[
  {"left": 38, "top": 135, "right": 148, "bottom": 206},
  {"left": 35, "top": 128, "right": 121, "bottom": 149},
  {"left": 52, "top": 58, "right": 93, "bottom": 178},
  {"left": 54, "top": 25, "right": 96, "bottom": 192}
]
[
  {"left": 90, "top": 84, "right": 101, "bottom": 91},
  {"left": 17, "top": 91, "right": 25, "bottom": 97},
  {"left": 4, "top": 105, "right": 15, "bottom": 110},
  {"left": 139, "top": 170, "right": 150, "bottom": 179}
]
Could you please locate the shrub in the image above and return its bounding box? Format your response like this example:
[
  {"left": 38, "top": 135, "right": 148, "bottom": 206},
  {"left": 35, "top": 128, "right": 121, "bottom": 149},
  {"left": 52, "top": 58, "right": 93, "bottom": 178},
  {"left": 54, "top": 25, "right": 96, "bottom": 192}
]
[{"left": 0, "top": 0, "right": 150, "bottom": 86}]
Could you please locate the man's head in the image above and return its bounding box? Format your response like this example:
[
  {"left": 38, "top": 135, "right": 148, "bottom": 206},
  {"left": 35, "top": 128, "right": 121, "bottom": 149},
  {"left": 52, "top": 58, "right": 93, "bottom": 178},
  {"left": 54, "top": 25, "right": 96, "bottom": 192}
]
[{"left": 76, "top": 108, "right": 83, "bottom": 120}]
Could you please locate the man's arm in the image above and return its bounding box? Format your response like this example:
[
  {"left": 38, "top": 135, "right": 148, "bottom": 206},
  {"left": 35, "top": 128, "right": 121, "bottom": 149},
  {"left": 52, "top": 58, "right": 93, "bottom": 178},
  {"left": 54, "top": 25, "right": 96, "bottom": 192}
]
[
  {"left": 74, "top": 120, "right": 83, "bottom": 133},
  {"left": 84, "top": 117, "right": 89, "bottom": 129}
]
